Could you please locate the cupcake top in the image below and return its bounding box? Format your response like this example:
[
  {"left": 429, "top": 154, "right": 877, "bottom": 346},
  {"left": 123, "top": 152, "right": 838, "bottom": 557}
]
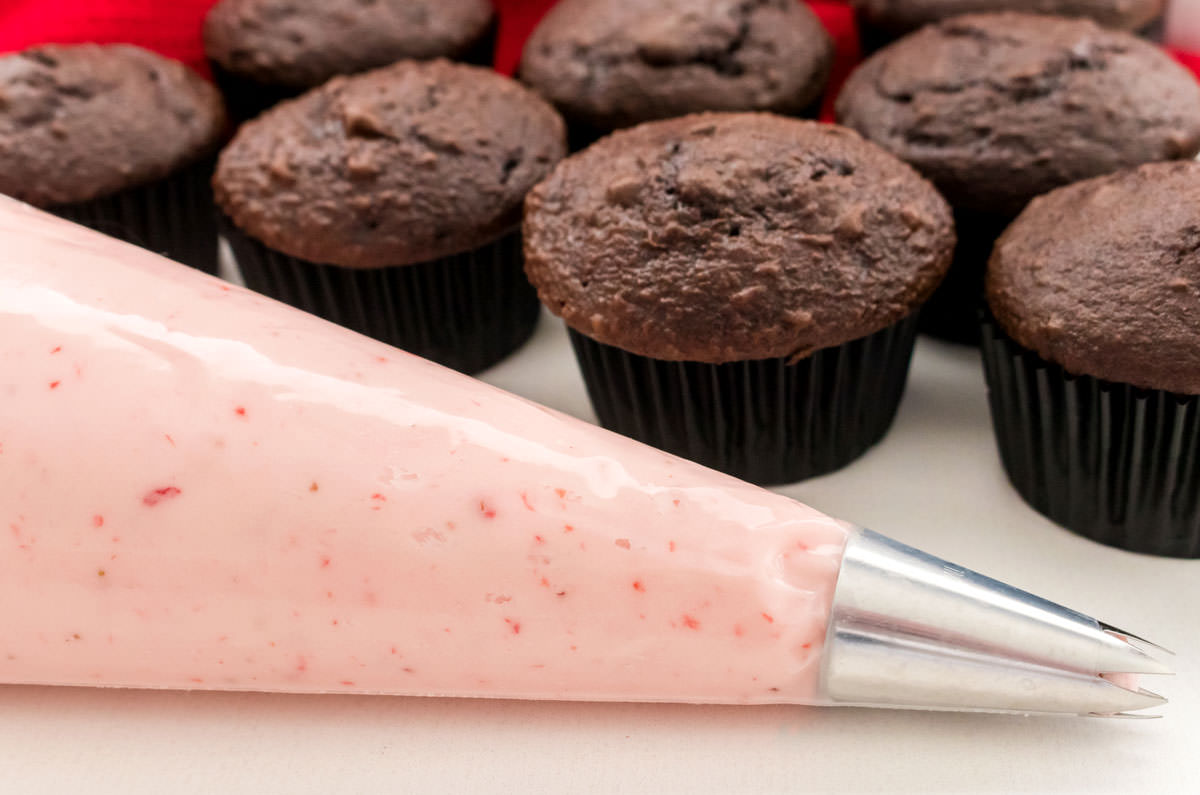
[
  {"left": 523, "top": 113, "right": 955, "bottom": 363},
  {"left": 0, "top": 45, "right": 226, "bottom": 208},
  {"left": 988, "top": 161, "right": 1200, "bottom": 395},
  {"left": 214, "top": 60, "right": 566, "bottom": 269},
  {"left": 835, "top": 13, "right": 1200, "bottom": 215},
  {"left": 204, "top": 0, "right": 494, "bottom": 88},
  {"left": 851, "top": 0, "right": 1164, "bottom": 36},
  {"left": 519, "top": 0, "right": 833, "bottom": 131}
]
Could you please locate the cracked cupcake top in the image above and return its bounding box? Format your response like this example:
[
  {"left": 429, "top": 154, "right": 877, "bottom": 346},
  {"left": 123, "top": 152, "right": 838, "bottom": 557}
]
[
  {"left": 214, "top": 60, "right": 566, "bottom": 268},
  {"left": 988, "top": 161, "right": 1200, "bottom": 394},
  {"left": 0, "top": 44, "right": 226, "bottom": 207},
  {"left": 850, "top": 0, "right": 1163, "bottom": 37},
  {"left": 835, "top": 13, "right": 1200, "bottom": 215},
  {"left": 204, "top": 0, "right": 494, "bottom": 88},
  {"left": 523, "top": 114, "right": 955, "bottom": 363},
  {"left": 519, "top": 0, "right": 833, "bottom": 131}
]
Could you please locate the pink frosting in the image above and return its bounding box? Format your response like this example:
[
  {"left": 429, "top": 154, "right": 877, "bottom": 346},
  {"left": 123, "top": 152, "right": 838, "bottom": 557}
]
[{"left": 0, "top": 198, "right": 847, "bottom": 704}]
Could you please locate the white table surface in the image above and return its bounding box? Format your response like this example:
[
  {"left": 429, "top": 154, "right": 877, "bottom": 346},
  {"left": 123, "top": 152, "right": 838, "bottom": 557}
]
[{"left": 2, "top": 292, "right": 1196, "bottom": 793}]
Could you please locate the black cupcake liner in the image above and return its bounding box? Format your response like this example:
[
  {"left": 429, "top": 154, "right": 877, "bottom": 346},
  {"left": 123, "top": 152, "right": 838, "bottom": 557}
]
[
  {"left": 568, "top": 314, "right": 920, "bottom": 485},
  {"left": 461, "top": 18, "right": 499, "bottom": 68},
  {"left": 980, "top": 314, "right": 1200, "bottom": 558},
  {"left": 1139, "top": 16, "right": 1165, "bottom": 44},
  {"left": 223, "top": 219, "right": 539, "bottom": 374},
  {"left": 918, "top": 208, "right": 1013, "bottom": 346},
  {"left": 208, "top": 62, "right": 304, "bottom": 125},
  {"left": 854, "top": 19, "right": 896, "bottom": 58},
  {"left": 49, "top": 157, "right": 219, "bottom": 274}
]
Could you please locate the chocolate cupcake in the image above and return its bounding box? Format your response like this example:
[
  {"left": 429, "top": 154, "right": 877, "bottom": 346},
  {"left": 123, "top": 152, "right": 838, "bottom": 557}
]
[
  {"left": 215, "top": 59, "right": 565, "bottom": 374},
  {"left": 519, "top": 0, "right": 834, "bottom": 147},
  {"left": 836, "top": 13, "right": 1200, "bottom": 344},
  {"left": 982, "top": 161, "right": 1200, "bottom": 557},
  {"left": 851, "top": 0, "right": 1166, "bottom": 53},
  {"left": 0, "top": 45, "right": 226, "bottom": 273},
  {"left": 524, "top": 113, "right": 955, "bottom": 484},
  {"left": 204, "top": 0, "right": 495, "bottom": 121}
]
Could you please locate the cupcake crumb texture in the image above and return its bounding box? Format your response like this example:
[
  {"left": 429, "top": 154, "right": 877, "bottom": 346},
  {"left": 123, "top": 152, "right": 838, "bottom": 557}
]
[
  {"left": 836, "top": 13, "right": 1200, "bottom": 215},
  {"left": 214, "top": 59, "right": 566, "bottom": 269},
  {"left": 524, "top": 113, "right": 955, "bottom": 363},
  {"left": 520, "top": 0, "right": 833, "bottom": 130},
  {"left": 851, "top": 0, "right": 1165, "bottom": 36},
  {"left": 204, "top": 0, "right": 494, "bottom": 88},
  {"left": 988, "top": 160, "right": 1200, "bottom": 394},
  {"left": 0, "top": 44, "right": 226, "bottom": 207}
]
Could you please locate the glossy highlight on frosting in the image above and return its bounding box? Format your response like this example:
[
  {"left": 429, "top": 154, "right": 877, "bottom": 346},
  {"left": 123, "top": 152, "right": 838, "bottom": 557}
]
[{"left": 0, "top": 198, "right": 847, "bottom": 704}]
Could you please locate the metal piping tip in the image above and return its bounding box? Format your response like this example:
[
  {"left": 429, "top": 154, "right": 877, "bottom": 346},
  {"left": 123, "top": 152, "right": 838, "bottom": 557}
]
[
  {"left": 820, "top": 530, "right": 1173, "bottom": 716},
  {"left": 1078, "top": 685, "right": 1166, "bottom": 715},
  {"left": 1100, "top": 622, "right": 1177, "bottom": 658},
  {"left": 1088, "top": 685, "right": 1167, "bottom": 719},
  {"left": 1090, "top": 710, "right": 1165, "bottom": 720},
  {"left": 1091, "top": 630, "right": 1175, "bottom": 676}
]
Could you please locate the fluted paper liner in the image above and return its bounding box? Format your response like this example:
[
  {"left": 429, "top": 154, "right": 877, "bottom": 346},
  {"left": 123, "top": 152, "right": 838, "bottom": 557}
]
[
  {"left": 224, "top": 220, "right": 539, "bottom": 374},
  {"left": 51, "top": 157, "right": 219, "bottom": 274},
  {"left": 917, "top": 207, "right": 1012, "bottom": 346},
  {"left": 981, "top": 314, "right": 1200, "bottom": 557},
  {"left": 207, "top": 61, "right": 301, "bottom": 124},
  {"left": 569, "top": 314, "right": 920, "bottom": 486}
]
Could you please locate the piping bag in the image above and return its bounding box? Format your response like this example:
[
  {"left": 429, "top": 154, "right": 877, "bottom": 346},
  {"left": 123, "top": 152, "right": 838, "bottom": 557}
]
[{"left": 0, "top": 198, "right": 1170, "bottom": 718}]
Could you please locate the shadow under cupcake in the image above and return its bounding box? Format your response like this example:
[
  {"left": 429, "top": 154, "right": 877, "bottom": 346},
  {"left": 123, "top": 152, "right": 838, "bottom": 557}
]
[
  {"left": 523, "top": 113, "right": 955, "bottom": 485},
  {"left": 0, "top": 44, "right": 227, "bottom": 274},
  {"left": 982, "top": 161, "right": 1200, "bottom": 558},
  {"left": 214, "top": 59, "right": 566, "bottom": 375}
]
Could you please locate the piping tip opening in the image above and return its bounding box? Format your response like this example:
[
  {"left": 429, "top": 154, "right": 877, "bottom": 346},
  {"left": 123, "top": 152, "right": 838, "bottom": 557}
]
[{"left": 1101, "top": 622, "right": 1176, "bottom": 658}]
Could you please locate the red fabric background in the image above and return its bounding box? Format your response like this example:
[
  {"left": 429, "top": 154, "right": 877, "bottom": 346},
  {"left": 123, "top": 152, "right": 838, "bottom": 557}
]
[
  {"left": 0, "top": 0, "right": 1194, "bottom": 115},
  {"left": 0, "top": 0, "right": 217, "bottom": 75},
  {"left": 1174, "top": 47, "right": 1200, "bottom": 76}
]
